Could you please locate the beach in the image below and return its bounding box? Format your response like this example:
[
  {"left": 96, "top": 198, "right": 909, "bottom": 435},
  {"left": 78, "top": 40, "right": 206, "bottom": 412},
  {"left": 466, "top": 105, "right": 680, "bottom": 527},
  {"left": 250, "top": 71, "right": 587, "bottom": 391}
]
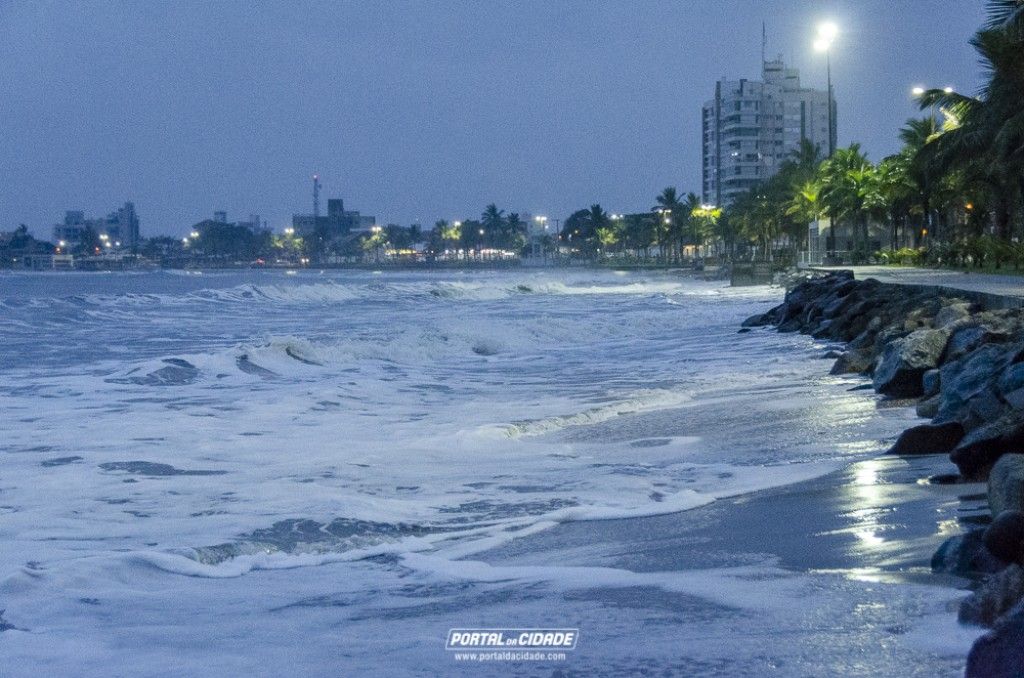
[{"left": 0, "top": 268, "right": 986, "bottom": 676}]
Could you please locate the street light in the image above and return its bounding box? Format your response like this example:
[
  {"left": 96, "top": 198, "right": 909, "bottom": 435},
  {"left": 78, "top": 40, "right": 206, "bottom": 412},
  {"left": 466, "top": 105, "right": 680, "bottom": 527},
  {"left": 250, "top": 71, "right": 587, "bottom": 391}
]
[
  {"left": 813, "top": 22, "right": 838, "bottom": 158},
  {"left": 912, "top": 84, "right": 954, "bottom": 119},
  {"left": 815, "top": 21, "right": 838, "bottom": 256}
]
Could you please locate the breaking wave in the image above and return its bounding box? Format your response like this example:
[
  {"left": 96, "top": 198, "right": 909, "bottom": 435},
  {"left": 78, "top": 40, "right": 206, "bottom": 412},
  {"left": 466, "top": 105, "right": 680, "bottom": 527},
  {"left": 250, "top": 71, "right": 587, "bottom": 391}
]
[{"left": 483, "top": 389, "right": 693, "bottom": 438}]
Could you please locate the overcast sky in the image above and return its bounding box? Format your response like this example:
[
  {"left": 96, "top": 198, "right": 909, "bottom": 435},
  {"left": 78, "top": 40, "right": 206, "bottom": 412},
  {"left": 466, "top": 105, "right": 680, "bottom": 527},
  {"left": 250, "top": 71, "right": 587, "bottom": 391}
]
[{"left": 1, "top": 0, "right": 986, "bottom": 238}]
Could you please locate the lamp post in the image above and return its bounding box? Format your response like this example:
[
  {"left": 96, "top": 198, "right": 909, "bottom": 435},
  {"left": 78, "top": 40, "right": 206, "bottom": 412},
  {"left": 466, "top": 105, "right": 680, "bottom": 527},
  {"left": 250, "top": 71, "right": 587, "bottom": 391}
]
[
  {"left": 814, "top": 22, "right": 837, "bottom": 157},
  {"left": 815, "top": 22, "right": 838, "bottom": 257},
  {"left": 912, "top": 85, "right": 953, "bottom": 247},
  {"left": 533, "top": 215, "right": 548, "bottom": 260}
]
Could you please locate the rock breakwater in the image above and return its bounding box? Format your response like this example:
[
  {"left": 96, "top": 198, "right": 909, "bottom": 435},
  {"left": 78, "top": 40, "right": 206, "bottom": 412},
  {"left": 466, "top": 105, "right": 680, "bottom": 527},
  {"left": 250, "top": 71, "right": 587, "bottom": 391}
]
[{"left": 745, "top": 270, "right": 1024, "bottom": 670}]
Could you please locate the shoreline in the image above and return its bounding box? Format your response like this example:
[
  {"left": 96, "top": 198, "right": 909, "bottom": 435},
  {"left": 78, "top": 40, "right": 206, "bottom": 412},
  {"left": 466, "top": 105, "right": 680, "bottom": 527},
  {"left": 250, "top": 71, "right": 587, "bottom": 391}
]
[
  {"left": 471, "top": 447, "right": 987, "bottom": 674},
  {"left": 480, "top": 453, "right": 986, "bottom": 583},
  {"left": 471, "top": 268, "right": 1024, "bottom": 673},
  {"left": 746, "top": 269, "right": 1024, "bottom": 674}
]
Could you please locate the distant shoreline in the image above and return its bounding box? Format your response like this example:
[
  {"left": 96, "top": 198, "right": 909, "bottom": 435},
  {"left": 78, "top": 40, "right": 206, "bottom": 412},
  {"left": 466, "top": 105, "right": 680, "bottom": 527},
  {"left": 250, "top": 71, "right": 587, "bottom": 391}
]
[{"left": 1, "top": 261, "right": 719, "bottom": 275}]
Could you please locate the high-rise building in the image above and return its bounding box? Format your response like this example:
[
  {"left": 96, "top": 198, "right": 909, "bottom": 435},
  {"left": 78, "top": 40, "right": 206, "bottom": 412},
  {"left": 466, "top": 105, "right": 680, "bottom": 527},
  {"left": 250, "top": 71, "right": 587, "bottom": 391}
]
[
  {"left": 53, "top": 201, "right": 140, "bottom": 251},
  {"left": 702, "top": 57, "right": 835, "bottom": 206}
]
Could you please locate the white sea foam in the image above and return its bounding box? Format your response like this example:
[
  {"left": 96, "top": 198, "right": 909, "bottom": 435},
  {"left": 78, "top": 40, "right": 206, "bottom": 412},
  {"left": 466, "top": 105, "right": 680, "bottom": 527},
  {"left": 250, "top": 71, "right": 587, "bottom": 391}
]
[{"left": 0, "top": 269, "right": 959, "bottom": 676}]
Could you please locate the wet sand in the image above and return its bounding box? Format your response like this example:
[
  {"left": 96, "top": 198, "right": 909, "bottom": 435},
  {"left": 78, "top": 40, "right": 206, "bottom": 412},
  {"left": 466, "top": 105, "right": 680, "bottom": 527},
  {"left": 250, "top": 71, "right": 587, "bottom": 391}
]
[
  {"left": 480, "top": 454, "right": 988, "bottom": 580},
  {"left": 458, "top": 453, "right": 991, "bottom": 676}
]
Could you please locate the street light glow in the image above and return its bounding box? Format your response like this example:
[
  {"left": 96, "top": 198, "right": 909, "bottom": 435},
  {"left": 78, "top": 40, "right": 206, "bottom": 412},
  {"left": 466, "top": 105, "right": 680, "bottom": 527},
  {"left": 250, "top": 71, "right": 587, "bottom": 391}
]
[
  {"left": 813, "top": 38, "right": 830, "bottom": 53},
  {"left": 912, "top": 86, "right": 925, "bottom": 96},
  {"left": 943, "top": 86, "right": 954, "bottom": 94},
  {"left": 817, "top": 21, "right": 838, "bottom": 41}
]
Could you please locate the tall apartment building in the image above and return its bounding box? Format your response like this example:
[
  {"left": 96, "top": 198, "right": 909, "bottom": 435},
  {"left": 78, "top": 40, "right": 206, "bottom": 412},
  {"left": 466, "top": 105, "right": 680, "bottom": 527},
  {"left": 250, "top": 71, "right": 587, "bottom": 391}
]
[
  {"left": 702, "top": 57, "right": 835, "bottom": 206},
  {"left": 53, "top": 201, "right": 140, "bottom": 251}
]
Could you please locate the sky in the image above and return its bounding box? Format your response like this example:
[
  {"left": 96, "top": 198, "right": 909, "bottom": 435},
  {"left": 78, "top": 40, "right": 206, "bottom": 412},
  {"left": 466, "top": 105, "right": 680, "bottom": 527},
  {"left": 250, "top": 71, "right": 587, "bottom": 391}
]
[{"left": 0, "top": 0, "right": 987, "bottom": 239}]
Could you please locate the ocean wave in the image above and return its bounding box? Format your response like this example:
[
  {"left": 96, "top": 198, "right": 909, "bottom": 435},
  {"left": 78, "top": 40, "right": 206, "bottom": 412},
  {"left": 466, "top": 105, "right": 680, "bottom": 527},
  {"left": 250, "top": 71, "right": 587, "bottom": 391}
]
[
  {"left": 0, "top": 275, "right": 722, "bottom": 313},
  {"left": 482, "top": 389, "right": 693, "bottom": 438}
]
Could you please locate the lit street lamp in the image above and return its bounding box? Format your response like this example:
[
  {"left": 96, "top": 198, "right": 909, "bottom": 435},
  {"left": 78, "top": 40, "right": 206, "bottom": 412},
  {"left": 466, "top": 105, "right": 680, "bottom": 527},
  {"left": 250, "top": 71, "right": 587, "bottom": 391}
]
[
  {"left": 532, "top": 215, "right": 549, "bottom": 259},
  {"left": 815, "top": 21, "right": 838, "bottom": 256},
  {"left": 813, "top": 21, "right": 838, "bottom": 157},
  {"left": 912, "top": 84, "right": 955, "bottom": 108}
]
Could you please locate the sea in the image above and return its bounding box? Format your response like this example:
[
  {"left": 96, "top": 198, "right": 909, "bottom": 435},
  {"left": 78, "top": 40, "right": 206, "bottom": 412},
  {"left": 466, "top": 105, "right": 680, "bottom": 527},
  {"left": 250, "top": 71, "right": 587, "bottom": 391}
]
[{"left": 0, "top": 269, "right": 982, "bottom": 676}]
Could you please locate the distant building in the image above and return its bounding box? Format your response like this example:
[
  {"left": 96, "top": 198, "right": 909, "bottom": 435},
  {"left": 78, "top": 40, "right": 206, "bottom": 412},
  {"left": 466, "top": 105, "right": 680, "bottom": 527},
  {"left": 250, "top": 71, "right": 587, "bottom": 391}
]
[
  {"left": 239, "top": 214, "right": 262, "bottom": 231},
  {"left": 292, "top": 197, "right": 375, "bottom": 240},
  {"left": 702, "top": 57, "right": 835, "bottom": 206},
  {"left": 52, "top": 202, "right": 140, "bottom": 251},
  {"left": 202, "top": 212, "right": 262, "bottom": 231}
]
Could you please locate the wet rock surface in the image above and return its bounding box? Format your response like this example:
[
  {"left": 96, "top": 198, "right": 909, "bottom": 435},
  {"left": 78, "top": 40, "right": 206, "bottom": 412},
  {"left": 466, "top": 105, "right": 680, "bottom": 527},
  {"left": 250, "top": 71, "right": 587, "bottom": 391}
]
[{"left": 745, "top": 271, "right": 1024, "bottom": 480}]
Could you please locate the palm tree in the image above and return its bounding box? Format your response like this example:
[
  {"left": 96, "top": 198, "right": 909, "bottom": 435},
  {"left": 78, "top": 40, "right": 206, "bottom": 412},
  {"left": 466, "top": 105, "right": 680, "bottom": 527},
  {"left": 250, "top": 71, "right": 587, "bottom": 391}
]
[
  {"left": 785, "top": 179, "right": 825, "bottom": 232},
  {"left": 877, "top": 155, "right": 915, "bottom": 249},
  {"left": 819, "top": 144, "right": 885, "bottom": 254},
  {"left": 783, "top": 139, "right": 824, "bottom": 180},
  {"left": 587, "top": 204, "right": 610, "bottom": 256},
  {"left": 918, "top": 1, "right": 1024, "bottom": 240},
  {"left": 504, "top": 212, "right": 527, "bottom": 252},
  {"left": 653, "top": 187, "right": 685, "bottom": 263},
  {"left": 439, "top": 219, "right": 462, "bottom": 256}
]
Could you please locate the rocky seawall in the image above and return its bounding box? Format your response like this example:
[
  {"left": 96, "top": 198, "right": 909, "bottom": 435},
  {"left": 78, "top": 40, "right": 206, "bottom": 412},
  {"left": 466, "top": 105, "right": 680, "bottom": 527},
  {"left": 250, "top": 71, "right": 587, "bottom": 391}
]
[{"left": 744, "top": 270, "right": 1024, "bottom": 676}]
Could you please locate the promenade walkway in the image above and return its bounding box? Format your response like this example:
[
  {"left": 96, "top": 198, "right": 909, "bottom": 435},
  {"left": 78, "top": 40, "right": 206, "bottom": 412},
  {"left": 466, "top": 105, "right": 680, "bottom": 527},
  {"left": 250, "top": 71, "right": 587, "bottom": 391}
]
[{"left": 814, "top": 265, "right": 1024, "bottom": 303}]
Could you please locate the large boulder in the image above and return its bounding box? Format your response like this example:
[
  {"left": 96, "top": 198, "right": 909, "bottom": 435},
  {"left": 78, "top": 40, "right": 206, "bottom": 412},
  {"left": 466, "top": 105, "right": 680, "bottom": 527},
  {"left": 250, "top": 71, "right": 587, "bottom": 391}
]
[
  {"left": 935, "top": 344, "right": 1019, "bottom": 427},
  {"left": 960, "top": 564, "right": 1024, "bottom": 627},
  {"left": 944, "top": 310, "right": 1023, "bottom": 360},
  {"left": 932, "top": 528, "right": 1007, "bottom": 577},
  {"left": 990, "top": 455, "right": 1024, "bottom": 517},
  {"left": 887, "top": 422, "right": 965, "bottom": 455},
  {"left": 922, "top": 368, "right": 941, "bottom": 398},
  {"left": 998, "top": 363, "right": 1024, "bottom": 396},
  {"left": 944, "top": 325, "right": 1000, "bottom": 363},
  {"left": 934, "top": 301, "right": 973, "bottom": 328},
  {"left": 984, "top": 510, "right": 1024, "bottom": 564},
  {"left": 829, "top": 349, "right": 875, "bottom": 375},
  {"left": 872, "top": 328, "right": 950, "bottom": 397},
  {"left": 952, "top": 409, "right": 1024, "bottom": 480},
  {"left": 967, "top": 599, "right": 1024, "bottom": 678},
  {"left": 917, "top": 395, "right": 941, "bottom": 419},
  {"left": 741, "top": 311, "right": 775, "bottom": 328}
]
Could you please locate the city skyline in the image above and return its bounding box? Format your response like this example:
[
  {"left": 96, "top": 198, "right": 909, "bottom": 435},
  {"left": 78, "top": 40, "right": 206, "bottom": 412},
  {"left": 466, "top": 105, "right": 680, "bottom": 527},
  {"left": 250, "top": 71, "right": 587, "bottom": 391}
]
[{"left": 1, "top": 0, "right": 985, "bottom": 238}]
